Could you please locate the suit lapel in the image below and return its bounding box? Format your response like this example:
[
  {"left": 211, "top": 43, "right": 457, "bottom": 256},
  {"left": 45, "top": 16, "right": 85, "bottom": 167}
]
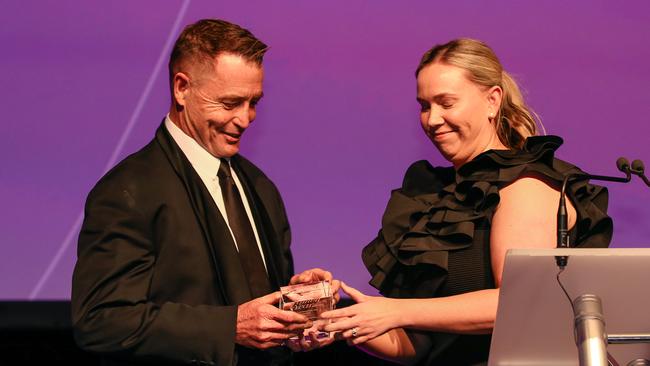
[{"left": 155, "top": 123, "right": 253, "bottom": 305}]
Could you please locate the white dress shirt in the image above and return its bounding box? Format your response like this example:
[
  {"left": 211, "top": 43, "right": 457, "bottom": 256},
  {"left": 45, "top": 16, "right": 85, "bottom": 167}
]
[{"left": 164, "top": 115, "right": 267, "bottom": 271}]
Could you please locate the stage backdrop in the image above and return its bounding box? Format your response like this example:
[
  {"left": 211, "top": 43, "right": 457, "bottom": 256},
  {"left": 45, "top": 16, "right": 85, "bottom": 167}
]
[{"left": 2, "top": 0, "right": 649, "bottom": 300}]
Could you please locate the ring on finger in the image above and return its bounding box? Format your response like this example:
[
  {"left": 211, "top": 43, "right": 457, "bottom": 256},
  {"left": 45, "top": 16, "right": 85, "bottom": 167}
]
[{"left": 351, "top": 327, "right": 358, "bottom": 337}]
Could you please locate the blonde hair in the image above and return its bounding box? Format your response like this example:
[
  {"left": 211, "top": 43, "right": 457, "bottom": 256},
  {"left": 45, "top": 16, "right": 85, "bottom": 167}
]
[{"left": 416, "top": 38, "right": 541, "bottom": 150}]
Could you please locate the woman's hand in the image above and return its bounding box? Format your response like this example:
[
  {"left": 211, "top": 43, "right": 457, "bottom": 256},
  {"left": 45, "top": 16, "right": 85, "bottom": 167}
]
[{"left": 320, "top": 282, "right": 403, "bottom": 345}]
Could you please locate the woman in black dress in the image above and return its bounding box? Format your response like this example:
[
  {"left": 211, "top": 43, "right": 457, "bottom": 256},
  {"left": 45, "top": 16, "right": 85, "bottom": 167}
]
[{"left": 321, "top": 38, "right": 612, "bottom": 365}]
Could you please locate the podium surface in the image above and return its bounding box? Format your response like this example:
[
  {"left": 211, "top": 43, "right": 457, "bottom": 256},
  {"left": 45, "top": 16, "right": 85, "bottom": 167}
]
[{"left": 489, "top": 248, "right": 650, "bottom": 366}]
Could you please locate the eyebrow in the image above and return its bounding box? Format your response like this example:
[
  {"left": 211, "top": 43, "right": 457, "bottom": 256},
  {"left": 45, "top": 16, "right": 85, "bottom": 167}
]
[
  {"left": 416, "top": 93, "right": 458, "bottom": 102},
  {"left": 218, "top": 92, "right": 264, "bottom": 102}
]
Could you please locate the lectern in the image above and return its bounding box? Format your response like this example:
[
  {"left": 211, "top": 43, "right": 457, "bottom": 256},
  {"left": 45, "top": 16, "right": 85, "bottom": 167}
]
[{"left": 489, "top": 248, "right": 650, "bottom": 366}]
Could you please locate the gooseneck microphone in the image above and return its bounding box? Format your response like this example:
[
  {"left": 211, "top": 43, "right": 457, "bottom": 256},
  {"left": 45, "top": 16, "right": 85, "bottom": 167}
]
[
  {"left": 617, "top": 157, "right": 631, "bottom": 174},
  {"left": 555, "top": 158, "right": 633, "bottom": 268},
  {"left": 555, "top": 157, "right": 650, "bottom": 366},
  {"left": 631, "top": 159, "right": 650, "bottom": 187},
  {"left": 616, "top": 157, "right": 650, "bottom": 186}
]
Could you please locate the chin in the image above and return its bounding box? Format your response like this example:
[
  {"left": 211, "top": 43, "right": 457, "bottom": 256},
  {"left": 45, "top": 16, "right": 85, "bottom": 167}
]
[
  {"left": 435, "top": 147, "right": 455, "bottom": 161},
  {"left": 220, "top": 147, "right": 240, "bottom": 158}
]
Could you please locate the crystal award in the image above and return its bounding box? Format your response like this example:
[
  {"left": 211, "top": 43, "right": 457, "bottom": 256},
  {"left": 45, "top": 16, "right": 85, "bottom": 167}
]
[{"left": 279, "top": 280, "right": 334, "bottom": 340}]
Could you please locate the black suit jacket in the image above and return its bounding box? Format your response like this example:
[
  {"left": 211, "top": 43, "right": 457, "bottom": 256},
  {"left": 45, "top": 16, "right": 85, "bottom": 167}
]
[{"left": 71, "top": 123, "right": 294, "bottom": 365}]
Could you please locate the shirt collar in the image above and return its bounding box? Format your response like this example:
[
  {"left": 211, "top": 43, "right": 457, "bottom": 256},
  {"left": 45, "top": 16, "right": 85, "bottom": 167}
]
[{"left": 164, "top": 114, "right": 228, "bottom": 181}]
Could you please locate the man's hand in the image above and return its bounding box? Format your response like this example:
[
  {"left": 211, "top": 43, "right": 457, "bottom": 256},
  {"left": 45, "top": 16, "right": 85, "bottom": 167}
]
[
  {"left": 285, "top": 331, "right": 335, "bottom": 352},
  {"left": 283, "top": 268, "right": 341, "bottom": 352},
  {"left": 236, "top": 291, "right": 312, "bottom": 349},
  {"left": 289, "top": 268, "right": 341, "bottom": 304}
]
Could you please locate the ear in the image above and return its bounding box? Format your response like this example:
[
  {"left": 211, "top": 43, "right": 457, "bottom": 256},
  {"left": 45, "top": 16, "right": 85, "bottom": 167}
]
[
  {"left": 172, "top": 72, "right": 191, "bottom": 107},
  {"left": 486, "top": 85, "right": 503, "bottom": 115}
]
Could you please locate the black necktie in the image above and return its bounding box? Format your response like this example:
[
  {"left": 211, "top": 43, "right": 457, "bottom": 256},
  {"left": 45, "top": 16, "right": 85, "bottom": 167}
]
[{"left": 217, "top": 159, "right": 272, "bottom": 298}]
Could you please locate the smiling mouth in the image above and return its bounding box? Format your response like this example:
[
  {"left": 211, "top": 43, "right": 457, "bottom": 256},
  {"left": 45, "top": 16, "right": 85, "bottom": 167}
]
[{"left": 224, "top": 132, "right": 241, "bottom": 139}]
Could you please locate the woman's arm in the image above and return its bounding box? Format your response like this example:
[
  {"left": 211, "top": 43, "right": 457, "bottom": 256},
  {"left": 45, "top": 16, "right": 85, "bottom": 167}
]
[
  {"left": 322, "top": 285, "right": 497, "bottom": 365},
  {"left": 490, "top": 174, "right": 576, "bottom": 286},
  {"left": 353, "top": 328, "right": 432, "bottom": 366},
  {"left": 323, "top": 175, "right": 576, "bottom": 360},
  {"left": 323, "top": 285, "right": 498, "bottom": 341}
]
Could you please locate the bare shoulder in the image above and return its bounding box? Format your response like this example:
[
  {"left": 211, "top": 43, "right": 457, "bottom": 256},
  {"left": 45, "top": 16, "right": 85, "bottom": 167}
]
[
  {"left": 493, "top": 175, "right": 560, "bottom": 237},
  {"left": 497, "top": 174, "right": 576, "bottom": 222},
  {"left": 495, "top": 172, "right": 576, "bottom": 230},
  {"left": 490, "top": 174, "right": 576, "bottom": 285},
  {"left": 499, "top": 174, "right": 560, "bottom": 204}
]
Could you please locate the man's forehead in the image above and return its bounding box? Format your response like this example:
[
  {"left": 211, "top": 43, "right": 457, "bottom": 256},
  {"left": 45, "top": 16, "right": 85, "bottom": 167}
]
[
  {"left": 210, "top": 53, "right": 263, "bottom": 75},
  {"left": 194, "top": 79, "right": 263, "bottom": 102},
  {"left": 184, "top": 53, "right": 262, "bottom": 76},
  {"left": 190, "top": 56, "right": 263, "bottom": 91}
]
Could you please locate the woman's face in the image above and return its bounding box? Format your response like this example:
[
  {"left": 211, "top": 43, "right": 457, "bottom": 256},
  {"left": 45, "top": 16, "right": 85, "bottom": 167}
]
[{"left": 416, "top": 62, "right": 503, "bottom": 168}]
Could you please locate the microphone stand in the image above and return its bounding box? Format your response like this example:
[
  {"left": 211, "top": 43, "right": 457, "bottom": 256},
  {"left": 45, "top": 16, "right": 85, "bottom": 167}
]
[
  {"left": 555, "top": 169, "right": 631, "bottom": 268},
  {"left": 554, "top": 158, "right": 650, "bottom": 365}
]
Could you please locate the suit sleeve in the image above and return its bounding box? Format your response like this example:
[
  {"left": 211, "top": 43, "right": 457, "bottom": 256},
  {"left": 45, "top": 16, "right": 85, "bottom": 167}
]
[{"left": 71, "top": 176, "right": 236, "bottom": 366}]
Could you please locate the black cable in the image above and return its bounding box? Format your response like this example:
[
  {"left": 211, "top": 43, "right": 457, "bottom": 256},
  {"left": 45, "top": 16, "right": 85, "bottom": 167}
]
[
  {"left": 557, "top": 267, "right": 618, "bottom": 366},
  {"left": 556, "top": 267, "right": 574, "bottom": 314}
]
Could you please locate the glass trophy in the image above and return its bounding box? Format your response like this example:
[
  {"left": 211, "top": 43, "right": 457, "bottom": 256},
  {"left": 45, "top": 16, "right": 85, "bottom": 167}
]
[{"left": 279, "top": 280, "right": 334, "bottom": 340}]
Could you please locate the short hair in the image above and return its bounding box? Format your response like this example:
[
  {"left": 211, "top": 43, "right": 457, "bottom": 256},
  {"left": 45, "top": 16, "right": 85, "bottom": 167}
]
[
  {"left": 168, "top": 19, "right": 268, "bottom": 89},
  {"left": 416, "top": 38, "right": 540, "bottom": 150}
]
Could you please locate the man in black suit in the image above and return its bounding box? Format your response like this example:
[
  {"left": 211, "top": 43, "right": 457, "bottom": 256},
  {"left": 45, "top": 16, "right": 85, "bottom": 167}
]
[{"left": 72, "top": 19, "right": 333, "bottom": 366}]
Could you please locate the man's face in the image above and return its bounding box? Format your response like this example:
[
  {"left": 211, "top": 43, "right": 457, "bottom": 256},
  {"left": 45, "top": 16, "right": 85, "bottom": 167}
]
[{"left": 176, "top": 53, "right": 264, "bottom": 158}]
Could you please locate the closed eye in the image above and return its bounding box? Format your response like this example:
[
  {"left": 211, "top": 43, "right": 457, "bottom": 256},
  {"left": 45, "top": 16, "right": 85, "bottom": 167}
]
[
  {"left": 417, "top": 98, "right": 430, "bottom": 112},
  {"left": 222, "top": 102, "right": 239, "bottom": 110},
  {"left": 434, "top": 95, "right": 457, "bottom": 109},
  {"left": 219, "top": 94, "right": 263, "bottom": 110}
]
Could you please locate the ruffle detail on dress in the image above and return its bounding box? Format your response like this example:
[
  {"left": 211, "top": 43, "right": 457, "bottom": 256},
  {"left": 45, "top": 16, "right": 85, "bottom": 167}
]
[{"left": 362, "top": 135, "right": 612, "bottom": 298}]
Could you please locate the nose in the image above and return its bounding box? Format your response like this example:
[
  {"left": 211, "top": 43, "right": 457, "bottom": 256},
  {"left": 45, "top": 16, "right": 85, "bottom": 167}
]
[
  {"left": 425, "top": 109, "right": 444, "bottom": 129},
  {"left": 233, "top": 103, "right": 255, "bottom": 129}
]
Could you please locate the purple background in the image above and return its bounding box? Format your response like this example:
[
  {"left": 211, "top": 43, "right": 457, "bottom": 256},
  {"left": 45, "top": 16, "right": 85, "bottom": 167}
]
[{"left": 1, "top": 1, "right": 649, "bottom": 300}]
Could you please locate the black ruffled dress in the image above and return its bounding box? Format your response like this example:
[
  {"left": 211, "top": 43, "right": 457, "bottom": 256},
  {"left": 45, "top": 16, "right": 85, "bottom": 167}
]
[{"left": 362, "top": 136, "right": 612, "bottom": 365}]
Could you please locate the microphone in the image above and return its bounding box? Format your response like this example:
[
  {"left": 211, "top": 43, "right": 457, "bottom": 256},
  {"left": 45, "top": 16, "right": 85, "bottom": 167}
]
[
  {"left": 616, "top": 157, "right": 630, "bottom": 174},
  {"left": 631, "top": 159, "right": 650, "bottom": 187},
  {"left": 556, "top": 159, "right": 632, "bottom": 268},
  {"left": 573, "top": 294, "right": 608, "bottom": 366},
  {"left": 616, "top": 157, "right": 650, "bottom": 186}
]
